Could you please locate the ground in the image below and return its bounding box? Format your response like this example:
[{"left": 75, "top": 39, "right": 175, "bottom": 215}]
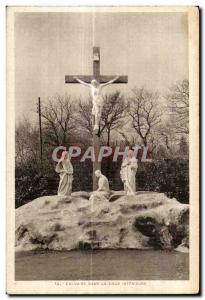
[
  {"left": 15, "top": 191, "right": 189, "bottom": 252},
  {"left": 15, "top": 249, "right": 189, "bottom": 280}
]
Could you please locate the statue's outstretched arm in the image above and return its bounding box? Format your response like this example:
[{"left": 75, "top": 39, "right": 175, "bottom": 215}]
[
  {"left": 74, "top": 76, "right": 91, "bottom": 88},
  {"left": 101, "top": 76, "right": 119, "bottom": 88}
]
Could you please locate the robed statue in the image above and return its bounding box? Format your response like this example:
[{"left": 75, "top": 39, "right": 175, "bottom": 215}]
[
  {"left": 55, "top": 151, "right": 73, "bottom": 196},
  {"left": 120, "top": 150, "right": 138, "bottom": 196}
]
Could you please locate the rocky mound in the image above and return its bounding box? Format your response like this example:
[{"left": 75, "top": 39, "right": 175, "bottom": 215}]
[{"left": 15, "top": 191, "right": 189, "bottom": 252}]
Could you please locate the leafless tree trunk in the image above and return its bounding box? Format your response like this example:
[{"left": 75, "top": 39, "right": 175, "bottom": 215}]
[
  {"left": 129, "top": 88, "right": 162, "bottom": 151},
  {"left": 166, "top": 79, "right": 189, "bottom": 135},
  {"left": 41, "top": 94, "right": 76, "bottom": 147}
]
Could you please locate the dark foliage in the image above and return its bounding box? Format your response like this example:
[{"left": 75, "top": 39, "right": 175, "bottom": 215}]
[
  {"left": 15, "top": 158, "right": 188, "bottom": 208},
  {"left": 136, "top": 159, "right": 189, "bottom": 204},
  {"left": 15, "top": 170, "right": 58, "bottom": 208},
  {"left": 15, "top": 160, "right": 92, "bottom": 208},
  {"left": 102, "top": 158, "right": 189, "bottom": 204}
]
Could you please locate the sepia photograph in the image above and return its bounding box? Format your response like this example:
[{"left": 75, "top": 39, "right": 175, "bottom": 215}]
[{"left": 6, "top": 6, "right": 199, "bottom": 294}]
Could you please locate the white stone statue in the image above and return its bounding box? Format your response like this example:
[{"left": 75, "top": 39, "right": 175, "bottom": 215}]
[
  {"left": 55, "top": 151, "right": 73, "bottom": 197},
  {"left": 120, "top": 150, "right": 138, "bottom": 196},
  {"left": 74, "top": 76, "right": 119, "bottom": 131},
  {"left": 89, "top": 170, "right": 110, "bottom": 201},
  {"left": 95, "top": 170, "right": 110, "bottom": 194}
]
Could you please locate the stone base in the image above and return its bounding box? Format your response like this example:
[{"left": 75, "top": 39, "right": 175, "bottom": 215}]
[{"left": 15, "top": 191, "right": 189, "bottom": 252}]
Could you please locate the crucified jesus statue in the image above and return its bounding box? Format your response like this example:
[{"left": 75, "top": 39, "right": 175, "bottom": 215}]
[{"left": 74, "top": 76, "right": 119, "bottom": 131}]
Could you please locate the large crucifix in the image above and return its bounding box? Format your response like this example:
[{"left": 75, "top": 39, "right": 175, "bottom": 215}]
[{"left": 65, "top": 47, "right": 128, "bottom": 190}]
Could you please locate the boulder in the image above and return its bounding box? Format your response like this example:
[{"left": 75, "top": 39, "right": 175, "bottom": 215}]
[{"left": 15, "top": 192, "right": 189, "bottom": 252}]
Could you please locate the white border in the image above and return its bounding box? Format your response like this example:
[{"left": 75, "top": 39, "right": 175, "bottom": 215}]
[{"left": 5, "top": 4, "right": 200, "bottom": 296}]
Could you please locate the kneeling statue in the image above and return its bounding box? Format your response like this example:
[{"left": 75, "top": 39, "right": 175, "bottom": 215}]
[{"left": 90, "top": 170, "right": 110, "bottom": 201}]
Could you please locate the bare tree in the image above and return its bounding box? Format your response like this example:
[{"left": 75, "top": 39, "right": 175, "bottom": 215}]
[
  {"left": 15, "top": 118, "right": 40, "bottom": 166},
  {"left": 166, "top": 79, "right": 189, "bottom": 135},
  {"left": 178, "top": 135, "right": 189, "bottom": 158},
  {"left": 116, "top": 129, "right": 138, "bottom": 147},
  {"left": 129, "top": 88, "right": 162, "bottom": 150},
  {"left": 101, "top": 92, "right": 128, "bottom": 146},
  {"left": 41, "top": 94, "right": 76, "bottom": 146},
  {"left": 77, "top": 99, "right": 93, "bottom": 136}
]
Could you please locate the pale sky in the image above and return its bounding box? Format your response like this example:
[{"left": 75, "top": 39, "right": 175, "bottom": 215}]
[{"left": 15, "top": 11, "right": 188, "bottom": 123}]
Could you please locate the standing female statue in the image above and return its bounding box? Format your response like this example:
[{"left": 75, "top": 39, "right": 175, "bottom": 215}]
[
  {"left": 120, "top": 150, "right": 138, "bottom": 196},
  {"left": 55, "top": 151, "right": 73, "bottom": 196}
]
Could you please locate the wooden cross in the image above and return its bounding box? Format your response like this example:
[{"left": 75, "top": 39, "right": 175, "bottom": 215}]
[
  {"left": 65, "top": 46, "right": 128, "bottom": 84},
  {"left": 65, "top": 47, "right": 128, "bottom": 190}
]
